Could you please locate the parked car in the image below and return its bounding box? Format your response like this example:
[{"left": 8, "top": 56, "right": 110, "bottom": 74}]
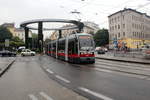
[
  {"left": 97, "top": 49, "right": 105, "bottom": 54},
  {"left": 17, "top": 46, "right": 25, "bottom": 52},
  {"left": 0, "top": 50, "right": 16, "bottom": 57},
  {"left": 21, "top": 49, "right": 36, "bottom": 56},
  {"left": 95, "top": 47, "right": 106, "bottom": 54},
  {"left": 103, "top": 47, "right": 108, "bottom": 52},
  {"left": 141, "top": 45, "right": 150, "bottom": 59}
]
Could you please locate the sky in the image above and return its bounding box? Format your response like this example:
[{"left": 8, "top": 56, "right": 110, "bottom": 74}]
[{"left": 0, "top": 0, "right": 150, "bottom": 38}]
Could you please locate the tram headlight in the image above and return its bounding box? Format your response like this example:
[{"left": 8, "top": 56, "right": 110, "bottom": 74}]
[{"left": 80, "top": 52, "right": 84, "bottom": 54}]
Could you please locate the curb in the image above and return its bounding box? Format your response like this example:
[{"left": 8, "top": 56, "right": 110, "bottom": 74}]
[
  {"left": 96, "top": 57, "right": 150, "bottom": 65},
  {"left": 0, "top": 59, "right": 15, "bottom": 77},
  {"left": 95, "top": 66, "right": 150, "bottom": 77}
]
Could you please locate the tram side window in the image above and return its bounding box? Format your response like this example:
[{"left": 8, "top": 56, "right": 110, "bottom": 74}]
[
  {"left": 53, "top": 43, "right": 56, "bottom": 53},
  {"left": 58, "top": 40, "right": 65, "bottom": 53},
  {"left": 68, "top": 39, "right": 78, "bottom": 54},
  {"left": 49, "top": 44, "right": 51, "bottom": 51}
]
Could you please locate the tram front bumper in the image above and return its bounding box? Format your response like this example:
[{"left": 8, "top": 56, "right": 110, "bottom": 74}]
[{"left": 79, "top": 57, "right": 95, "bottom": 63}]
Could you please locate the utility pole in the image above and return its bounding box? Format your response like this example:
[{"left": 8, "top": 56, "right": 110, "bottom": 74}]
[{"left": 71, "top": 9, "right": 81, "bottom": 21}]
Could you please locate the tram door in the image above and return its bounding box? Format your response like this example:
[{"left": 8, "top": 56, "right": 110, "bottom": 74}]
[{"left": 68, "top": 38, "right": 78, "bottom": 62}]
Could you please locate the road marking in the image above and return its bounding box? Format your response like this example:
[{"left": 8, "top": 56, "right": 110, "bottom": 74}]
[
  {"left": 55, "top": 75, "right": 70, "bottom": 83},
  {"left": 28, "top": 94, "right": 38, "bottom": 100},
  {"left": 46, "top": 69, "right": 54, "bottom": 74},
  {"left": 145, "top": 78, "right": 150, "bottom": 81},
  {"left": 94, "top": 68, "right": 113, "bottom": 73},
  {"left": 138, "top": 76, "right": 148, "bottom": 79},
  {"left": 39, "top": 92, "right": 53, "bottom": 100},
  {"left": 79, "top": 87, "right": 113, "bottom": 100}
]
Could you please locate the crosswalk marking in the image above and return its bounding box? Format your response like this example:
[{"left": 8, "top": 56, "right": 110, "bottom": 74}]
[
  {"left": 46, "top": 69, "right": 54, "bottom": 74},
  {"left": 79, "top": 87, "right": 113, "bottom": 100},
  {"left": 28, "top": 94, "right": 38, "bottom": 100},
  {"left": 39, "top": 92, "right": 53, "bottom": 100},
  {"left": 94, "top": 68, "right": 113, "bottom": 73},
  {"left": 55, "top": 75, "right": 70, "bottom": 83}
]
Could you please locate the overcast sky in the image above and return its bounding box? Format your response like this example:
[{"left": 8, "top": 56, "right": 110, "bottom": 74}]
[{"left": 0, "top": 0, "right": 150, "bottom": 38}]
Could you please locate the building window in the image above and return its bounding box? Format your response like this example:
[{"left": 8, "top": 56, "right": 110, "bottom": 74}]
[
  {"left": 115, "top": 34, "right": 117, "bottom": 39},
  {"left": 112, "top": 26, "right": 114, "bottom": 30},
  {"left": 136, "top": 32, "right": 138, "bottom": 38},
  {"left": 115, "top": 18, "right": 116, "bottom": 22},
  {"left": 123, "top": 32, "right": 125, "bottom": 37},
  {"left": 118, "top": 33, "right": 120, "bottom": 38},
  {"left": 118, "top": 25, "right": 120, "bottom": 29},
  {"left": 132, "top": 15, "right": 134, "bottom": 20},
  {"left": 123, "top": 24, "right": 125, "bottom": 28},
  {"left": 132, "top": 23, "right": 134, "bottom": 28},
  {"left": 115, "top": 25, "right": 117, "bottom": 29},
  {"left": 122, "top": 15, "right": 124, "bottom": 20},
  {"left": 118, "top": 16, "right": 120, "bottom": 21},
  {"left": 140, "top": 32, "right": 142, "bottom": 38}
]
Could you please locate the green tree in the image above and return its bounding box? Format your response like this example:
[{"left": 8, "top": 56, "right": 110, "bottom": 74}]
[
  {"left": 94, "top": 29, "right": 109, "bottom": 46},
  {"left": 10, "top": 36, "right": 24, "bottom": 48},
  {"left": 32, "top": 33, "right": 38, "bottom": 38},
  {"left": 31, "top": 33, "right": 38, "bottom": 50},
  {"left": 44, "top": 38, "right": 51, "bottom": 44},
  {"left": 88, "top": 31, "right": 95, "bottom": 36},
  {"left": 0, "top": 26, "right": 12, "bottom": 42},
  {"left": 11, "top": 36, "right": 23, "bottom": 42}
]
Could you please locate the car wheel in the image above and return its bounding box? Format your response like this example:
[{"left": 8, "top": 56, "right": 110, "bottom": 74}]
[{"left": 31, "top": 53, "right": 34, "bottom": 56}]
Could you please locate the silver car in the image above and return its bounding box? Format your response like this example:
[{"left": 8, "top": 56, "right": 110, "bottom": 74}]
[{"left": 21, "top": 49, "right": 36, "bottom": 56}]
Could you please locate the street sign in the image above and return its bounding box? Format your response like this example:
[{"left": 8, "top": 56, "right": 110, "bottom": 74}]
[{"left": 5, "top": 39, "right": 9, "bottom": 47}]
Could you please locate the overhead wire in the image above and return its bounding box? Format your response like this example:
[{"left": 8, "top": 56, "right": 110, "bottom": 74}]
[{"left": 96, "top": 0, "right": 150, "bottom": 27}]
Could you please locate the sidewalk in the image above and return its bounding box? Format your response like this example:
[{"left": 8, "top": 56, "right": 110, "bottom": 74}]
[
  {"left": 0, "top": 57, "right": 15, "bottom": 77},
  {"left": 96, "top": 52, "right": 150, "bottom": 64},
  {"left": 0, "top": 56, "right": 89, "bottom": 100}
]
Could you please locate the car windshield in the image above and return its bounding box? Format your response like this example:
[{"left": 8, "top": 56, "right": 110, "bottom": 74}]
[{"left": 27, "top": 49, "right": 31, "bottom": 52}]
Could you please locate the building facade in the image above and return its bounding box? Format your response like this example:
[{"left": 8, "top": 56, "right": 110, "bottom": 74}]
[
  {"left": 50, "top": 21, "right": 99, "bottom": 40},
  {"left": 1, "top": 23, "right": 32, "bottom": 42},
  {"left": 108, "top": 8, "right": 150, "bottom": 49}
]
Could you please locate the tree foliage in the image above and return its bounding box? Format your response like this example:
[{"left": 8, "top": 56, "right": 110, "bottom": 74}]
[
  {"left": 94, "top": 29, "right": 109, "bottom": 46},
  {"left": 32, "top": 33, "right": 38, "bottom": 39},
  {"left": 11, "top": 36, "right": 23, "bottom": 42},
  {"left": 0, "top": 26, "right": 12, "bottom": 42},
  {"left": 10, "top": 36, "right": 24, "bottom": 48}
]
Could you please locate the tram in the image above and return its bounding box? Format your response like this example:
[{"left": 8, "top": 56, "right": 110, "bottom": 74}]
[{"left": 46, "top": 33, "right": 95, "bottom": 63}]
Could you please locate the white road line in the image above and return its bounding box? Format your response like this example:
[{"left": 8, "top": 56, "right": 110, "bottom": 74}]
[
  {"left": 94, "top": 68, "right": 113, "bottom": 73},
  {"left": 39, "top": 92, "right": 53, "bottom": 100},
  {"left": 138, "top": 76, "right": 148, "bottom": 79},
  {"left": 28, "top": 94, "right": 38, "bottom": 100},
  {"left": 79, "top": 87, "right": 113, "bottom": 100},
  {"left": 46, "top": 69, "right": 54, "bottom": 74},
  {"left": 55, "top": 75, "right": 70, "bottom": 83},
  {"left": 146, "top": 78, "right": 150, "bottom": 81}
]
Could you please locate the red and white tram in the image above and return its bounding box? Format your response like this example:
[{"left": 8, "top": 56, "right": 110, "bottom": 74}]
[{"left": 46, "top": 33, "right": 95, "bottom": 63}]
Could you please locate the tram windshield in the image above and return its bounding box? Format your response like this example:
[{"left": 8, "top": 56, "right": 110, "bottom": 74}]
[{"left": 79, "top": 35, "right": 94, "bottom": 51}]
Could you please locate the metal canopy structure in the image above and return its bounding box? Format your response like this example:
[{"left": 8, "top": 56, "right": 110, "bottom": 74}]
[{"left": 20, "top": 19, "right": 84, "bottom": 53}]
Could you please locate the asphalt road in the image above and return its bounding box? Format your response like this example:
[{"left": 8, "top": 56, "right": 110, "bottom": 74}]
[
  {"left": 0, "top": 55, "right": 150, "bottom": 100},
  {"left": 40, "top": 55, "right": 150, "bottom": 100},
  {"left": 0, "top": 56, "right": 88, "bottom": 100}
]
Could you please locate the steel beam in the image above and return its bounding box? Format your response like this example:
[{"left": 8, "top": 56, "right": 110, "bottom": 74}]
[
  {"left": 25, "top": 27, "right": 29, "bottom": 49},
  {"left": 38, "top": 22, "right": 43, "bottom": 53}
]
